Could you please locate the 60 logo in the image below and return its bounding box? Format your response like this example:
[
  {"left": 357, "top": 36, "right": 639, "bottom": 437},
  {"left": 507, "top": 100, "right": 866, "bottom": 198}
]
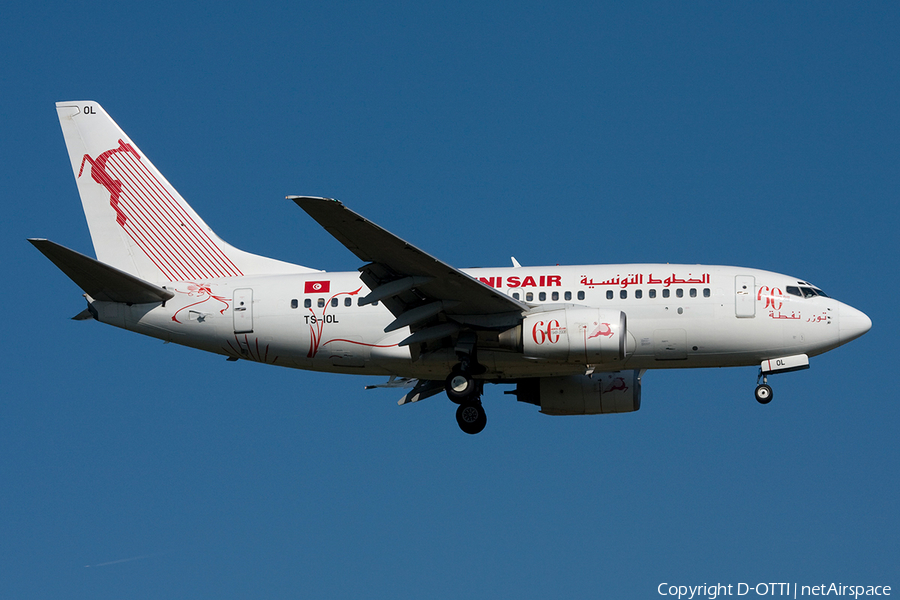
[
  {"left": 757, "top": 286, "right": 784, "bottom": 310},
  {"left": 532, "top": 319, "right": 564, "bottom": 345}
]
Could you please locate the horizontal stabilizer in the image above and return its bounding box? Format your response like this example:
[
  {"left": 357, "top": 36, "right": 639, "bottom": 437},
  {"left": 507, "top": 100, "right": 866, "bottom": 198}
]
[{"left": 28, "top": 239, "right": 175, "bottom": 304}]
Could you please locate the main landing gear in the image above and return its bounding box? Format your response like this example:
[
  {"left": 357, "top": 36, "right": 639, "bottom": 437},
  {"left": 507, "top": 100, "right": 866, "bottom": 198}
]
[
  {"left": 455, "top": 401, "right": 487, "bottom": 435},
  {"left": 445, "top": 333, "right": 487, "bottom": 434},
  {"left": 755, "top": 371, "right": 773, "bottom": 404},
  {"left": 445, "top": 365, "right": 486, "bottom": 434},
  {"left": 445, "top": 332, "right": 488, "bottom": 434}
]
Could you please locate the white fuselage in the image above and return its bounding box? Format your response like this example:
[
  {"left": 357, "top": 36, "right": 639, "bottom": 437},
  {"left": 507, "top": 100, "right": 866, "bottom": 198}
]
[
  {"left": 40, "top": 100, "right": 873, "bottom": 432},
  {"left": 89, "top": 263, "right": 866, "bottom": 381}
]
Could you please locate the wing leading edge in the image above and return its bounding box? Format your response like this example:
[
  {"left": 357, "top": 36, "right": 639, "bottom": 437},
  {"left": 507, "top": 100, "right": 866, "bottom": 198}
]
[{"left": 289, "top": 196, "right": 528, "bottom": 347}]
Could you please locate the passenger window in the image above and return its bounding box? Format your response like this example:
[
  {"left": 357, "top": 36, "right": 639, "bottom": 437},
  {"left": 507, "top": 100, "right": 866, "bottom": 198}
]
[
  {"left": 513, "top": 292, "right": 520, "bottom": 300},
  {"left": 564, "top": 291, "right": 572, "bottom": 301},
  {"left": 291, "top": 299, "right": 298, "bottom": 309},
  {"left": 607, "top": 290, "right": 614, "bottom": 300},
  {"left": 676, "top": 289, "right": 684, "bottom": 298},
  {"left": 344, "top": 297, "right": 352, "bottom": 307},
  {"left": 539, "top": 292, "right": 546, "bottom": 301},
  {"left": 330, "top": 298, "right": 338, "bottom": 307},
  {"left": 317, "top": 298, "right": 325, "bottom": 308},
  {"left": 649, "top": 289, "right": 657, "bottom": 298},
  {"left": 635, "top": 289, "right": 642, "bottom": 299},
  {"left": 577, "top": 291, "right": 585, "bottom": 300},
  {"left": 526, "top": 292, "right": 533, "bottom": 302},
  {"left": 703, "top": 288, "right": 710, "bottom": 298},
  {"left": 662, "top": 289, "right": 670, "bottom": 298},
  {"left": 551, "top": 291, "right": 559, "bottom": 301},
  {"left": 690, "top": 288, "right": 697, "bottom": 298},
  {"left": 620, "top": 290, "right": 627, "bottom": 299},
  {"left": 304, "top": 299, "right": 312, "bottom": 308}
]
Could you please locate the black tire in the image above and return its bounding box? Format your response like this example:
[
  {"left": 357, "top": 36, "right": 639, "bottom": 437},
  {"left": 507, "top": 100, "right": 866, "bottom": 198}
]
[
  {"left": 456, "top": 402, "right": 487, "bottom": 435},
  {"left": 445, "top": 370, "right": 477, "bottom": 402},
  {"left": 755, "top": 384, "right": 773, "bottom": 404}
]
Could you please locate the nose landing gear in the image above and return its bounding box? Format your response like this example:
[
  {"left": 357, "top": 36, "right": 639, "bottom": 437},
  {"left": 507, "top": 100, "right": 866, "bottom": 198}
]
[
  {"left": 755, "top": 371, "right": 773, "bottom": 404},
  {"left": 754, "top": 354, "right": 809, "bottom": 405}
]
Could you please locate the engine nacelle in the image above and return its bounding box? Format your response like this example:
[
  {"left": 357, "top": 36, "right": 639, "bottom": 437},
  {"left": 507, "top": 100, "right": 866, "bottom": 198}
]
[
  {"left": 514, "top": 371, "right": 642, "bottom": 416},
  {"left": 517, "top": 308, "right": 626, "bottom": 364}
]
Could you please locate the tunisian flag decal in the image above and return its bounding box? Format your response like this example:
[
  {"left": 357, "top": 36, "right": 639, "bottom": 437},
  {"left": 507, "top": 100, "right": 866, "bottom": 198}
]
[{"left": 304, "top": 280, "right": 331, "bottom": 293}]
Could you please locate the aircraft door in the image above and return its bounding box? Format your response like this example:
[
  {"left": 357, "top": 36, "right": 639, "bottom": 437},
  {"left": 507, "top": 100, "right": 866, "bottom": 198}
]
[
  {"left": 735, "top": 275, "right": 755, "bottom": 318},
  {"left": 233, "top": 288, "right": 254, "bottom": 333}
]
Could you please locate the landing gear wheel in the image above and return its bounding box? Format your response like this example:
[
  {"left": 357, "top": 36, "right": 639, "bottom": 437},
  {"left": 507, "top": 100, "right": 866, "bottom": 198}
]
[
  {"left": 755, "top": 384, "right": 773, "bottom": 404},
  {"left": 445, "top": 370, "right": 477, "bottom": 403},
  {"left": 456, "top": 402, "right": 487, "bottom": 435}
]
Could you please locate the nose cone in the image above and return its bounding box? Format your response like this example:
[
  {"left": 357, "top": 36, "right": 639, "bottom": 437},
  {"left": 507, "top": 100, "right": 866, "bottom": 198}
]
[{"left": 840, "top": 304, "right": 872, "bottom": 345}]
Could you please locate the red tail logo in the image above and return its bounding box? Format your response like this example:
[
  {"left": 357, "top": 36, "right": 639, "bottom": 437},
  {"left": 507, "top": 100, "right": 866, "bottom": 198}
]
[
  {"left": 77, "top": 140, "right": 243, "bottom": 281},
  {"left": 78, "top": 140, "right": 137, "bottom": 227}
]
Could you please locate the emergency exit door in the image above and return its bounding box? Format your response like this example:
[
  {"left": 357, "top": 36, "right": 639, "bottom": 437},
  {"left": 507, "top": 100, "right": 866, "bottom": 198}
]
[{"left": 233, "top": 288, "right": 254, "bottom": 333}]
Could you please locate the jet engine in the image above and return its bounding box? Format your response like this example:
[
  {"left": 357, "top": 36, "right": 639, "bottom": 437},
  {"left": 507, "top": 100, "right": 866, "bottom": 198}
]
[
  {"left": 500, "top": 308, "right": 626, "bottom": 364},
  {"left": 513, "top": 371, "right": 642, "bottom": 416}
]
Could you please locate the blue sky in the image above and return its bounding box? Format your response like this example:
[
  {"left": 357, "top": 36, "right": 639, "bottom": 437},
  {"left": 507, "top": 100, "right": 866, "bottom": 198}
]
[{"left": 2, "top": 2, "right": 898, "bottom": 598}]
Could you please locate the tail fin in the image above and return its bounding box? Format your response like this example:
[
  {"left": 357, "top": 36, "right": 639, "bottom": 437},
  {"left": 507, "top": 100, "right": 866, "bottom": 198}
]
[{"left": 56, "top": 101, "right": 317, "bottom": 283}]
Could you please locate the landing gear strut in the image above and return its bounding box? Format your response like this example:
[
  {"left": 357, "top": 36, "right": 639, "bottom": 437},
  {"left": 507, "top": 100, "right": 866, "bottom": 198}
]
[
  {"left": 445, "top": 365, "right": 486, "bottom": 433},
  {"left": 445, "top": 331, "right": 487, "bottom": 433},
  {"left": 755, "top": 370, "right": 773, "bottom": 404}
]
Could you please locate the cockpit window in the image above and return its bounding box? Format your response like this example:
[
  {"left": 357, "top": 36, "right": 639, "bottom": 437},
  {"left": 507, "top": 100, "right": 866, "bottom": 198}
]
[{"left": 788, "top": 285, "right": 829, "bottom": 299}]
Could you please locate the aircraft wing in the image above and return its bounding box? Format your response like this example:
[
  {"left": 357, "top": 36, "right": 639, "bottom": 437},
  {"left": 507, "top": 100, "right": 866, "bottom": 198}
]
[{"left": 290, "top": 197, "right": 528, "bottom": 345}]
